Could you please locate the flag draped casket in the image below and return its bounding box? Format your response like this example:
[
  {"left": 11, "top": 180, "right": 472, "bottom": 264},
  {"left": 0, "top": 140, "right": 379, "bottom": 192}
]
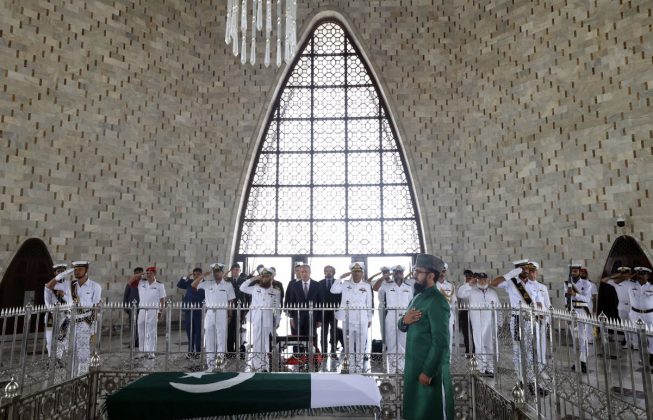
[{"left": 103, "top": 372, "right": 381, "bottom": 419}]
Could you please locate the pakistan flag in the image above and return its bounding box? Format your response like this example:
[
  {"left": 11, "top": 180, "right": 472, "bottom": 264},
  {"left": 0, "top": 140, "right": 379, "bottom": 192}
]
[{"left": 104, "top": 372, "right": 381, "bottom": 419}]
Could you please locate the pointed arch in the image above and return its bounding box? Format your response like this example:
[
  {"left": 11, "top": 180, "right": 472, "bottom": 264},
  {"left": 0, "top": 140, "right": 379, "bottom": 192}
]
[
  {"left": 601, "top": 235, "right": 652, "bottom": 278},
  {"left": 0, "top": 238, "right": 54, "bottom": 333},
  {"left": 235, "top": 18, "right": 424, "bottom": 258}
]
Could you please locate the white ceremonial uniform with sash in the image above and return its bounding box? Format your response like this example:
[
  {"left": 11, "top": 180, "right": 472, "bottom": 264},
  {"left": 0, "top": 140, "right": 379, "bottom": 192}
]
[
  {"left": 57, "top": 279, "right": 101, "bottom": 376},
  {"left": 564, "top": 278, "right": 593, "bottom": 362},
  {"left": 498, "top": 277, "right": 541, "bottom": 383},
  {"left": 44, "top": 286, "right": 70, "bottom": 359}
]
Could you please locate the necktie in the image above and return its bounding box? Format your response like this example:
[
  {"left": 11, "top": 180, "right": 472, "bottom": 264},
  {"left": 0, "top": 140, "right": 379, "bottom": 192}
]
[{"left": 304, "top": 282, "right": 309, "bottom": 298}]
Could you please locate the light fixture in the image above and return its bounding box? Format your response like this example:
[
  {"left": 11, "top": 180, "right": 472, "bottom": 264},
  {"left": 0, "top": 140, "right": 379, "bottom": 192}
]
[{"left": 225, "top": 0, "right": 297, "bottom": 67}]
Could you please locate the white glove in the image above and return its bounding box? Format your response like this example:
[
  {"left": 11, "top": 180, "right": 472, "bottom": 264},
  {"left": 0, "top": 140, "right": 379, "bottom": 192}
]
[
  {"left": 503, "top": 268, "right": 523, "bottom": 281},
  {"left": 55, "top": 268, "right": 75, "bottom": 281}
]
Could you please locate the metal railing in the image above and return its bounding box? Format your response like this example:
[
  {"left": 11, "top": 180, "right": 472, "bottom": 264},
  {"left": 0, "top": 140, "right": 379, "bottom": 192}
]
[{"left": 0, "top": 301, "right": 652, "bottom": 419}]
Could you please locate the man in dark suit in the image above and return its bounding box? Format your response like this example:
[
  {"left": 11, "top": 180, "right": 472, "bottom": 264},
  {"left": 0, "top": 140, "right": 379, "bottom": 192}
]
[
  {"left": 319, "top": 265, "right": 344, "bottom": 357},
  {"left": 286, "top": 264, "right": 325, "bottom": 352}
]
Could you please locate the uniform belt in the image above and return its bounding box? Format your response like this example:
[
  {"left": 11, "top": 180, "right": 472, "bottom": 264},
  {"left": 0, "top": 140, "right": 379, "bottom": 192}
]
[
  {"left": 632, "top": 307, "right": 653, "bottom": 314},
  {"left": 572, "top": 302, "right": 588, "bottom": 308},
  {"left": 75, "top": 311, "right": 93, "bottom": 320}
]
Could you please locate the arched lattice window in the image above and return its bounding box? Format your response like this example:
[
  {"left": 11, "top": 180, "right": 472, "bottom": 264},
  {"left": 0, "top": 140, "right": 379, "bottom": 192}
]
[{"left": 236, "top": 20, "right": 423, "bottom": 258}]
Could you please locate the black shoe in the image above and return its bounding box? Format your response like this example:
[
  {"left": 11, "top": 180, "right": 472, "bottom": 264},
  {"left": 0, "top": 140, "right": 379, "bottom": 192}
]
[
  {"left": 483, "top": 370, "right": 494, "bottom": 378},
  {"left": 571, "top": 364, "right": 576, "bottom": 372},
  {"left": 649, "top": 354, "right": 653, "bottom": 366},
  {"left": 581, "top": 362, "right": 587, "bottom": 373}
]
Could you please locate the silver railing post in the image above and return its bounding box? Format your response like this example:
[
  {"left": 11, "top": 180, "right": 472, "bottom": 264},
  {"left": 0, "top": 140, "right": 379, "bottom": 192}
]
[
  {"left": 18, "top": 304, "right": 32, "bottom": 393},
  {"left": 308, "top": 302, "right": 314, "bottom": 372},
  {"left": 341, "top": 301, "right": 350, "bottom": 374},
  {"left": 164, "top": 298, "right": 172, "bottom": 370},
  {"left": 129, "top": 299, "right": 137, "bottom": 370},
  {"left": 598, "top": 313, "right": 614, "bottom": 418},
  {"left": 517, "top": 305, "right": 528, "bottom": 392},
  {"left": 571, "top": 310, "right": 585, "bottom": 420},
  {"left": 201, "top": 300, "right": 207, "bottom": 369},
  {"left": 48, "top": 304, "right": 61, "bottom": 383},
  {"left": 3, "top": 377, "right": 20, "bottom": 420},
  {"left": 235, "top": 300, "right": 241, "bottom": 364},
  {"left": 636, "top": 319, "right": 653, "bottom": 419},
  {"left": 271, "top": 301, "right": 279, "bottom": 372},
  {"left": 94, "top": 302, "right": 103, "bottom": 355}
]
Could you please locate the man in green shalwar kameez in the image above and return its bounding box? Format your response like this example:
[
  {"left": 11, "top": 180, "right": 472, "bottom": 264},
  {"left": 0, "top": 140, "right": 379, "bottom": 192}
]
[{"left": 399, "top": 254, "right": 454, "bottom": 420}]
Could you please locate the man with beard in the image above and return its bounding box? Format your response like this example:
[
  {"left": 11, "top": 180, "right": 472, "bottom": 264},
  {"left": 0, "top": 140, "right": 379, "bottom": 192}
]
[
  {"left": 239, "top": 267, "right": 281, "bottom": 372},
  {"left": 399, "top": 254, "right": 454, "bottom": 420},
  {"left": 192, "top": 263, "right": 236, "bottom": 371},
  {"left": 47, "top": 260, "right": 102, "bottom": 376},
  {"left": 331, "top": 262, "right": 373, "bottom": 373}
]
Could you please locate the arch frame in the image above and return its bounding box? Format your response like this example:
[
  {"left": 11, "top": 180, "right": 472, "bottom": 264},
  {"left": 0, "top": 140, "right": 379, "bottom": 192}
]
[{"left": 230, "top": 9, "right": 429, "bottom": 260}]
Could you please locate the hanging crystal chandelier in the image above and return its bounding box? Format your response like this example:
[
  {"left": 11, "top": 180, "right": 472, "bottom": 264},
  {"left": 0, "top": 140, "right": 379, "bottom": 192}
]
[{"left": 225, "top": 0, "right": 297, "bottom": 67}]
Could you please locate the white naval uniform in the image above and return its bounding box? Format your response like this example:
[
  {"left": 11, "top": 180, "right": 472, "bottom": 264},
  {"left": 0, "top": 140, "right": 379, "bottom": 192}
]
[
  {"left": 436, "top": 280, "right": 457, "bottom": 353},
  {"left": 530, "top": 280, "right": 551, "bottom": 366},
  {"left": 608, "top": 279, "right": 633, "bottom": 346},
  {"left": 331, "top": 279, "right": 373, "bottom": 373},
  {"left": 137, "top": 280, "right": 166, "bottom": 354},
  {"left": 565, "top": 278, "right": 593, "bottom": 363},
  {"left": 498, "top": 277, "right": 542, "bottom": 383},
  {"left": 44, "top": 286, "right": 70, "bottom": 359},
  {"left": 239, "top": 279, "right": 281, "bottom": 371},
  {"left": 57, "top": 279, "right": 101, "bottom": 376},
  {"left": 608, "top": 279, "right": 632, "bottom": 322},
  {"left": 198, "top": 279, "right": 236, "bottom": 370},
  {"left": 457, "top": 284, "right": 502, "bottom": 373},
  {"left": 628, "top": 282, "right": 653, "bottom": 354},
  {"left": 378, "top": 280, "right": 413, "bottom": 373}
]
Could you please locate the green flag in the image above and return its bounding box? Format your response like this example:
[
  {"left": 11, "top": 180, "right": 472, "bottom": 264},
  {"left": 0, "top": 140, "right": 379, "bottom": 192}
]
[{"left": 104, "top": 372, "right": 381, "bottom": 419}]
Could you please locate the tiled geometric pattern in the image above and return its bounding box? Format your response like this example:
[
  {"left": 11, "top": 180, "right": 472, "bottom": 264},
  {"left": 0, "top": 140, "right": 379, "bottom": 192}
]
[{"left": 0, "top": 0, "right": 651, "bottom": 303}]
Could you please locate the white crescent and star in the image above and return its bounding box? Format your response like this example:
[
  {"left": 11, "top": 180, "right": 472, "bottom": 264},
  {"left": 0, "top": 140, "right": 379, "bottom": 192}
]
[{"left": 169, "top": 372, "right": 255, "bottom": 393}]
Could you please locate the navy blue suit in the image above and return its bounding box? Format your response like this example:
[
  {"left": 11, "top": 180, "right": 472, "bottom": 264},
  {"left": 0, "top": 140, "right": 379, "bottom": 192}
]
[
  {"left": 286, "top": 279, "right": 325, "bottom": 351},
  {"left": 177, "top": 277, "right": 205, "bottom": 353}
]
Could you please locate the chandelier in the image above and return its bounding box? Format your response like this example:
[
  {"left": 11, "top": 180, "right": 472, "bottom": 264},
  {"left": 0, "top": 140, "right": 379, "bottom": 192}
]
[{"left": 225, "top": 0, "right": 297, "bottom": 67}]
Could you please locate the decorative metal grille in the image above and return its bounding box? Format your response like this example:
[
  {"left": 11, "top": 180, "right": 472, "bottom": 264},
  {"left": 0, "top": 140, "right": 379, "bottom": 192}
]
[{"left": 237, "top": 20, "right": 423, "bottom": 257}]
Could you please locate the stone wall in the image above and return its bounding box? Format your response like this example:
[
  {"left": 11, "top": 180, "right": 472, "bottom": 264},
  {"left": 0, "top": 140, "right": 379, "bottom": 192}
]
[{"left": 0, "top": 0, "right": 651, "bottom": 301}]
